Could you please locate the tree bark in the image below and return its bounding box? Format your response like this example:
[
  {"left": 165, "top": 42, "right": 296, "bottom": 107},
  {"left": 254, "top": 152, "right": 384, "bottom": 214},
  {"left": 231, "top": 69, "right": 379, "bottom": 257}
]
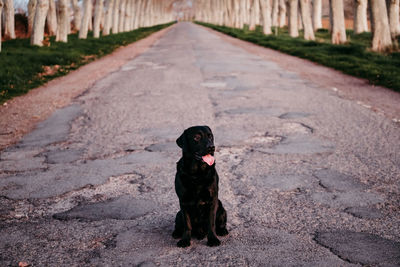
[
  {"left": 93, "top": 0, "right": 104, "bottom": 37},
  {"left": 387, "top": 0, "right": 400, "bottom": 38},
  {"left": 46, "top": 0, "right": 58, "bottom": 36},
  {"left": 259, "top": 0, "right": 272, "bottom": 34},
  {"left": 369, "top": 0, "right": 392, "bottom": 51},
  {"left": 0, "top": 0, "right": 3, "bottom": 51},
  {"left": 79, "top": 0, "right": 92, "bottom": 39},
  {"left": 112, "top": 0, "right": 120, "bottom": 33},
  {"left": 71, "top": 0, "right": 81, "bottom": 31},
  {"left": 102, "top": 0, "right": 114, "bottom": 35},
  {"left": 278, "top": 0, "right": 286, "bottom": 27},
  {"left": 3, "top": 0, "right": 16, "bottom": 39},
  {"left": 300, "top": 0, "right": 315, "bottom": 40},
  {"left": 118, "top": 0, "right": 126, "bottom": 31},
  {"left": 329, "top": 0, "right": 347, "bottom": 44},
  {"left": 31, "top": 0, "right": 49, "bottom": 46},
  {"left": 312, "top": 0, "right": 322, "bottom": 30},
  {"left": 288, "top": 0, "right": 299, "bottom": 37},
  {"left": 239, "top": 0, "right": 246, "bottom": 28},
  {"left": 272, "top": 0, "right": 279, "bottom": 26},
  {"left": 56, "top": 0, "right": 68, "bottom": 42},
  {"left": 354, "top": 0, "right": 369, "bottom": 33},
  {"left": 133, "top": 0, "right": 142, "bottom": 29},
  {"left": 249, "top": 0, "right": 260, "bottom": 31},
  {"left": 28, "top": 0, "right": 37, "bottom": 37}
]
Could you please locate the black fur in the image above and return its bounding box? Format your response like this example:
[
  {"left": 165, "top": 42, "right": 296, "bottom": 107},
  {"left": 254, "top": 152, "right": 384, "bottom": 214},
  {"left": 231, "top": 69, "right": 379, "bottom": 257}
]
[{"left": 172, "top": 126, "right": 228, "bottom": 247}]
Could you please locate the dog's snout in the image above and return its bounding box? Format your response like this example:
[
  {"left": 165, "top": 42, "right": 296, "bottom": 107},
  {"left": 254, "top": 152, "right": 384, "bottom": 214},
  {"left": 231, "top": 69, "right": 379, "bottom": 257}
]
[{"left": 207, "top": 145, "right": 215, "bottom": 154}]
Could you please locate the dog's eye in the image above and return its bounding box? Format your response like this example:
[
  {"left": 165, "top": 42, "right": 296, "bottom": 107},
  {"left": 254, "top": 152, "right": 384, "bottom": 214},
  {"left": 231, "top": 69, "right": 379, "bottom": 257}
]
[{"left": 194, "top": 134, "right": 201, "bottom": 142}]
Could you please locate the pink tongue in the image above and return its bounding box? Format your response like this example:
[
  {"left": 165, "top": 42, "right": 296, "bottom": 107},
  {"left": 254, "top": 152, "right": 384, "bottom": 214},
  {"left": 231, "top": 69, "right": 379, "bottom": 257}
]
[{"left": 202, "top": 154, "right": 215, "bottom": 166}]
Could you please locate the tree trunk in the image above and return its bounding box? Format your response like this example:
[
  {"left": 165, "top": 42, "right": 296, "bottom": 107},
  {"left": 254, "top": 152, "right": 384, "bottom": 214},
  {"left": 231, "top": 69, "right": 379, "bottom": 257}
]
[
  {"left": 79, "top": 0, "right": 92, "bottom": 39},
  {"left": 369, "top": 0, "right": 392, "bottom": 51},
  {"left": 387, "top": 0, "right": 400, "bottom": 38},
  {"left": 112, "top": 0, "right": 120, "bottom": 33},
  {"left": 118, "top": 0, "right": 126, "bottom": 31},
  {"left": 288, "top": 0, "right": 299, "bottom": 37},
  {"left": 123, "top": 0, "right": 131, "bottom": 31},
  {"left": 31, "top": 0, "right": 49, "bottom": 46},
  {"left": 354, "top": 0, "right": 369, "bottom": 33},
  {"left": 3, "top": 0, "right": 16, "bottom": 39},
  {"left": 330, "top": 0, "right": 347, "bottom": 44},
  {"left": 28, "top": 0, "right": 37, "bottom": 37},
  {"left": 46, "top": 0, "right": 57, "bottom": 35},
  {"left": 239, "top": 0, "right": 246, "bottom": 28},
  {"left": 271, "top": 0, "right": 279, "bottom": 26},
  {"left": 102, "top": 0, "right": 114, "bottom": 35},
  {"left": 259, "top": 0, "right": 272, "bottom": 34},
  {"left": 93, "top": 0, "right": 104, "bottom": 37},
  {"left": 71, "top": 0, "right": 81, "bottom": 31},
  {"left": 300, "top": 0, "right": 315, "bottom": 40},
  {"left": 56, "top": 0, "right": 68, "bottom": 42},
  {"left": 133, "top": 0, "right": 142, "bottom": 29},
  {"left": 0, "top": 0, "right": 3, "bottom": 51},
  {"left": 312, "top": 0, "right": 322, "bottom": 30},
  {"left": 278, "top": 0, "right": 286, "bottom": 27},
  {"left": 249, "top": 0, "right": 260, "bottom": 31}
]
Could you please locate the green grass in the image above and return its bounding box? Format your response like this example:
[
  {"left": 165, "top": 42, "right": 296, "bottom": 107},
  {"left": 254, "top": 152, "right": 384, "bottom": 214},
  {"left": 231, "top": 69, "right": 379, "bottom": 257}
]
[
  {"left": 0, "top": 22, "right": 175, "bottom": 103},
  {"left": 197, "top": 22, "right": 400, "bottom": 92}
]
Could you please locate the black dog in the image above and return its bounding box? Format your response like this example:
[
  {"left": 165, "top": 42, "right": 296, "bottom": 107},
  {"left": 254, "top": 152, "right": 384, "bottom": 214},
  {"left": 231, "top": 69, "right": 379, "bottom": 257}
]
[{"left": 172, "top": 126, "right": 228, "bottom": 247}]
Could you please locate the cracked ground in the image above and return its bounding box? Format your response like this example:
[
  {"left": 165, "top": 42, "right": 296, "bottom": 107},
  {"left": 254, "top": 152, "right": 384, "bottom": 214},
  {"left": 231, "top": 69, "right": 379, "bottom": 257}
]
[{"left": 0, "top": 22, "right": 400, "bottom": 266}]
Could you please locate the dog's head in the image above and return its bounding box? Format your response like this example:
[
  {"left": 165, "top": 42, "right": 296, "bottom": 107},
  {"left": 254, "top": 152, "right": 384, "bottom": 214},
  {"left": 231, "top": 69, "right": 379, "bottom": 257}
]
[{"left": 176, "top": 126, "right": 215, "bottom": 165}]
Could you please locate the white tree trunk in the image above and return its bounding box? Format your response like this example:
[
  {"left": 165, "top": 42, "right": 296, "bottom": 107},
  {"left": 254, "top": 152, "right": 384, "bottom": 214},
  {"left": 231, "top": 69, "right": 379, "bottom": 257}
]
[
  {"left": 46, "top": 0, "right": 57, "bottom": 35},
  {"left": 249, "top": 0, "right": 260, "bottom": 30},
  {"left": 118, "top": 0, "right": 126, "bottom": 31},
  {"left": 387, "top": 0, "right": 400, "bottom": 38},
  {"left": 278, "top": 0, "right": 286, "bottom": 27},
  {"left": 56, "top": 0, "right": 68, "bottom": 42},
  {"left": 133, "top": 0, "right": 142, "bottom": 29},
  {"left": 79, "top": 0, "right": 92, "bottom": 39},
  {"left": 369, "top": 0, "right": 392, "bottom": 51},
  {"left": 102, "top": 0, "right": 114, "bottom": 35},
  {"left": 71, "top": 0, "right": 81, "bottom": 31},
  {"left": 330, "top": 0, "right": 347, "bottom": 44},
  {"left": 31, "top": 0, "right": 49, "bottom": 46},
  {"left": 124, "top": 0, "right": 131, "bottom": 31},
  {"left": 112, "top": 0, "right": 120, "bottom": 33},
  {"left": 312, "top": 0, "right": 322, "bottom": 30},
  {"left": 3, "top": 0, "right": 15, "bottom": 39},
  {"left": 354, "top": 0, "right": 368, "bottom": 33},
  {"left": 28, "top": 0, "right": 37, "bottom": 37},
  {"left": 239, "top": 0, "right": 246, "bottom": 28},
  {"left": 259, "top": 0, "right": 272, "bottom": 34},
  {"left": 300, "top": 0, "right": 315, "bottom": 40},
  {"left": 271, "top": 0, "right": 279, "bottom": 26},
  {"left": 288, "top": 0, "right": 299, "bottom": 37},
  {"left": 0, "top": 0, "right": 3, "bottom": 51},
  {"left": 93, "top": 0, "right": 104, "bottom": 37}
]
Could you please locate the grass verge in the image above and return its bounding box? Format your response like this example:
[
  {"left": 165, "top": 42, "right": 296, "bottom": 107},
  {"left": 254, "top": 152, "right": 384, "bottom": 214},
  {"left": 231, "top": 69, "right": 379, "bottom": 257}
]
[
  {"left": 0, "top": 22, "right": 175, "bottom": 103},
  {"left": 197, "top": 22, "right": 400, "bottom": 93}
]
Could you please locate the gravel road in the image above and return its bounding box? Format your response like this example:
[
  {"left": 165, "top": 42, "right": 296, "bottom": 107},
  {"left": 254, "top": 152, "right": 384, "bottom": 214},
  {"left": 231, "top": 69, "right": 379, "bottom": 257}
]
[{"left": 1, "top": 22, "right": 399, "bottom": 266}]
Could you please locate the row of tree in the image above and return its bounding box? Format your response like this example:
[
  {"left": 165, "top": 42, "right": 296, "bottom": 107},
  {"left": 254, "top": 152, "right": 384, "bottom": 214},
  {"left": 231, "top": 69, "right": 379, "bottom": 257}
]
[
  {"left": 194, "top": 0, "right": 400, "bottom": 52},
  {"left": 0, "top": 0, "right": 175, "bottom": 51}
]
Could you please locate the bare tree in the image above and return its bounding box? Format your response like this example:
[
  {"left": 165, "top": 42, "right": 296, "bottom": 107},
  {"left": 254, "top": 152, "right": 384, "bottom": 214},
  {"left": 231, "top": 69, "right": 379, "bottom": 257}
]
[
  {"left": 300, "top": 0, "right": 315, "bottom": 40},
  {"left": 102, "top": 0, "right": 114, "bottom": 35},
  {"left": 0, "top": 0, "right": 3, "bottom": 51},
  {"left": 31, "top": 0, "right": 49, "bottom": 45},
  {"left": 79, "top": 0, "right": 92, "bottom": 39},
  {"left": 369, "top": 0, "right": 392, "bottom": 51},
  {"left": 330, "top": 0, "right": 346, "bottom": 44},
  {"left": 56, "top": 0, "right": 69, "bottom": 42},
  {"left": 387, "top": 0, "right": 400, "bottom": 39},
  {"left": 278, "top": 0, "right": 286, "bottom": 27},
  {"left": 271, "top": 0, "right": 279, "bottom": 26},
  {"left": 288, "top": 0, "right": 299, "bottom": 37},
  {"left": 71, "top": 0, "right": 81, "bottom": 31},
  {"left": 249, "top": 0, "right": 260, "bottom": 30},
  {"left": 118, "top": 0, "right": 126, "bottom": 31},
  {"left": 312, "top": 0, "right": 322, "bottom": 30},
  {"left": 354, "top": 0, "right": 369, "bottom": 33},
  {"left": 28, "top": 0, "right": 37, "bottom": 36},
  {"left": 3, "top": 0, "right": 16, "bottom": 39},
  {"left": 47, "top": 0, "right": 58, "bottom": 35},
  {"left": 259, "top": 0, "right": 272, "bottom": 34}
]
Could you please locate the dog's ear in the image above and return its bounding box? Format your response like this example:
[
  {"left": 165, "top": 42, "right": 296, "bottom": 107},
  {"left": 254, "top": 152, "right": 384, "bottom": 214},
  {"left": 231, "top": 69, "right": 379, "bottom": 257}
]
[{"left": 176, "top": 130, "right": 188, "bottom": 151}]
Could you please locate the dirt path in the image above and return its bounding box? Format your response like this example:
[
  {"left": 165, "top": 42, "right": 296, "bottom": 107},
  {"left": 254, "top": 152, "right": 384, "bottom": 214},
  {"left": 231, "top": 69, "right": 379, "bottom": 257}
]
[
  {"left": 0, "top": 25, "right": 174, "bottom": 150},
  {"left": 0, "top": 22, "right": 399, "bottom": 266}
]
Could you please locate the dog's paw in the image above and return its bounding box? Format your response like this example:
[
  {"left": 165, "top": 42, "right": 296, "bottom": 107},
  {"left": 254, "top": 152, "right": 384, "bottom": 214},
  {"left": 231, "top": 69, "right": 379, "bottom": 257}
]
[
  {"left": 172, "top": 230, "right": 182, "bottom": 239},
  {"left": 177, "top": 238, "right": 191, "bottom": 248},
  {"left": 207, "top": 236, "right": 221, "bottom": 247},
  {"left": 217, "top": 228, "right": 229, "bottom": 236}
]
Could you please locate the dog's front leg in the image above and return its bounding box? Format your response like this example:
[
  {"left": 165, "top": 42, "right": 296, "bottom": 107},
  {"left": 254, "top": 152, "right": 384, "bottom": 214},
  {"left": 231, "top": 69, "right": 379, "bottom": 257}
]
[
  {"left": 177, "top": 207, "right": 192, "bottom": 247},
  {"left": 207, "top": 199, "right": 221, "bottom": 246}
]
